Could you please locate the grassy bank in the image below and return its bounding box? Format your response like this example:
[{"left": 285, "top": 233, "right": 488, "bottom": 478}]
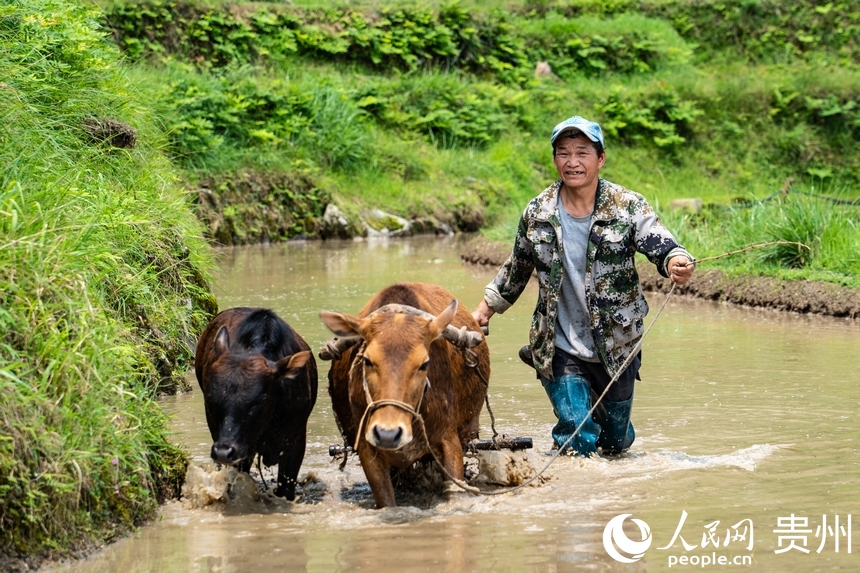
[
  {"left": 102, "top": 0, "right": 860, "bottom": 283},
  {"left": 1, "top": 0, "right": 216, "bottom": 559}
]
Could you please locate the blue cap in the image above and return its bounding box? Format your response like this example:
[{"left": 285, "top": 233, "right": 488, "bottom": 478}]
[{"left": 550, "top": 116, "right": 605, "bottom": 149}]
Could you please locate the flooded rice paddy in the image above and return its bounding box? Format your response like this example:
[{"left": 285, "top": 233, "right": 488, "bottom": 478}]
[{"left": 44, "top": 236, "right": 860, "bottom": 572}]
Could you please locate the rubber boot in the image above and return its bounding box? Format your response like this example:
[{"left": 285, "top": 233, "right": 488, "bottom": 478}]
[
  {"left": 593, "top": 395, "right": 635, "bottom": 455},
  {"left": 540, "top": 374, "right": 600, "bottom": 456}
]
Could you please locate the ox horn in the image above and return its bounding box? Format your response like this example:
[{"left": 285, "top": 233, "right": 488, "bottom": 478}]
[{"left": 318, "top": 335, "right": 361, "bottom": 361}]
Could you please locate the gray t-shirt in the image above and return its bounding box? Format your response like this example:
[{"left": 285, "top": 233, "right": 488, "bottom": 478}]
[{"left": 555, "top": 208, "right": 599, "bottom": 362}]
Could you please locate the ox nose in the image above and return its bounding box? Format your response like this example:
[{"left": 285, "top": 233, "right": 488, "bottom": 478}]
[
  {"left": 371, "top": 425, "right": 404, "bottom": 449},
  {"left": 211, "top": 442, "right": 238, "bottom": 464}
]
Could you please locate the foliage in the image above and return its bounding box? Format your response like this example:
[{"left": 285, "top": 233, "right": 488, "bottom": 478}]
[
  {"left": 196, "top": 168, "right": 331, "bottom": 244},
  {"left": 104, "top": 0, "right": 860, "bottom": 288},
  {"left": 153, "top": 63, "right": 371, "bottom": 170},
  {"left": 524, "top": 0, "right": 860, "bottom": 65},
  {"left": 103, "top": 0, "right": 534, "bottom": 82},
  {"left": 1, "top": 0, "right": 213, "bottom": 557},
  {"left": 643, "top": 0, "right": 860, "bottom": 65},
  {"left": 518, "top": 13, "right": 692, "bottom": 78},
  {"left": 594, "top": 83, "right": 703, "bottom": 150},
  {"left": 357, "top": 73, "right": 535, "bottom": 147},
  {"left": 103, "top": 0, "right": 860, "bottom": 73},
  {"left": 658, "top": 186, "right": 860, "bottom": 283}
]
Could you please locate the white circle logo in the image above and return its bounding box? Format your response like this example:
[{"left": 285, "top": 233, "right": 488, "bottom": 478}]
[{"left": 603, "top": 514, "right": 652, "bottom": 563}]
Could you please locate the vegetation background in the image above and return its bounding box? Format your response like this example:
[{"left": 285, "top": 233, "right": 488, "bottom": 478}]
[
  {"left": 102, "top": 0, "right": 860, "bottom": 284},
  {"left": 1, "top": 0, "right": 858, "bottom": 563}
]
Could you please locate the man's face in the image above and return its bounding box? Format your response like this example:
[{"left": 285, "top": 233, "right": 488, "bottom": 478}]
[{"left": 553, "top": 134, "right": 605, "bottom": 193}]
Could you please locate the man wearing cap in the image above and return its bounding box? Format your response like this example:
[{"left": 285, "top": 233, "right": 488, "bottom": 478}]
[{"left": 471, "top": 115, "right": 695, "bottom": 456}]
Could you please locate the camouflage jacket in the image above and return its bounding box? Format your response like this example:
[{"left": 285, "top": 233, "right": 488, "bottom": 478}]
[{"left": 484, "top": 178, "right": 692, "bottom": 380}]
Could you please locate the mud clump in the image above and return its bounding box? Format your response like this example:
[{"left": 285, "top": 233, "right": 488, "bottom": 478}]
[
  {"left": 460, "top": 236, "right": 860, "bottom": 319},
  {"left": 472, "top": 450, "right": 537, "bottom": 486},
  {"left": 195, "top": 170, "right": 330, "bottom": 245}
]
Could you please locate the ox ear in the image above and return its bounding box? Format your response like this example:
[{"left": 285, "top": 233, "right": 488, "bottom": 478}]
[
  {"left": 319, "top": 310, "right": 363, "bottom": 337},
  {"left": 275, "top": 350, "right": 311, "bottom": 379},
  {"left": 429, "top": 299, "right": 458, "bottom": 339},
  {"left": 214, "top": 326, "right": 230, "bottom": 359}
]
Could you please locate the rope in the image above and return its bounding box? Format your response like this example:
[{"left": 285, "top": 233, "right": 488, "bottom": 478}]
[
  {"left": 340, "top": 291, "right": 678, "bottom": 498},
  {"left": 469, "top": 283, "right": 678, "bottom": 497},
  {"left": 464, "top": 347, "right": 498, "bottom": 438},
  {"left": 256, "top": 455, "right": 268, "bottom": 491},
  {"left": 450, "top": 240, "right": 813, "bottom": 497},
  {"left": 698, "top": 179, "right": 858, "bottom": 213},
  {"left": 691, "top": 240, "right": 810, "bottom": 265},
  {"left": 791, "top": 189, "right": 860, "bottom": 206},
  {"left": 336, "top": 239, "right": 816, "bottom": 500},
  {"left": 353, "top": 358, "right": 481, "bottom": 495}
]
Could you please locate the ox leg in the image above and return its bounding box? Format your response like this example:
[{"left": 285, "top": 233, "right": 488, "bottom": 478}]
[
  {"left": 358, "top": 447, "right": 396, "bottom": 508},
  {"left": 275, "top": 430, "right": 307, "bottom": 501},
  {"left": 436, "top": 435, "right": 466, "bottom": 481},
  {"left": 436, "top": 432, "right": 467, "bottom": 499},
  {"left": 433, "top": 434, "right": 471, "bottom": 501}
]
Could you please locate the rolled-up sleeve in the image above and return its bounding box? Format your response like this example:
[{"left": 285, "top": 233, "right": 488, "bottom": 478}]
[
  {"left": 633, "top": 199, "right": 694, "bottom": 277},
  {"left": 484, "top": 215, "right": 535, "bottom": 314}
]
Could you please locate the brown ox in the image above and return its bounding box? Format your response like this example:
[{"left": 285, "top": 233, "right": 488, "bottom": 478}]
[{"left": 319, "top": 282, "right": 489, "bottom": 508}]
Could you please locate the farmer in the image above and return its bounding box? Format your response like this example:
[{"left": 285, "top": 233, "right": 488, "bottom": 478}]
[{"left": 471, "top": 115, "right": 695, "bottom": 456}]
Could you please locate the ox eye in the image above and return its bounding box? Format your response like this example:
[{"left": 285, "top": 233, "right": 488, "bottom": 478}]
[
  {"left": 418, "top": 360, "right": 430, "bottom": 372},
  {"left": 362, "top": 356, "right": 373, "bottom": 368}
]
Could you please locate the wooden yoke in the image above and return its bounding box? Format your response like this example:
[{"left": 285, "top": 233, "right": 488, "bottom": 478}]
[{"left": 318, "top": 303, "right": 484, "bottom": 362}]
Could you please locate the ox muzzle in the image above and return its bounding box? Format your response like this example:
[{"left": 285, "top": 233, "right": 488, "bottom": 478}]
[
  {"left": 211, "top": 437, "right": 252, "bottom": 466},
  {"left": 365, "top": 409, "right": 413, "bottom": 450}
]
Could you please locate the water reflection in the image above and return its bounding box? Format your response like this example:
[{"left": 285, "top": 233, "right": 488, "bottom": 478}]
[{"left": 43, "top": 237, "right": 860, "bottom": 573}]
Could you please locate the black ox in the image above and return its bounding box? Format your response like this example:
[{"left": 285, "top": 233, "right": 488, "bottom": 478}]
[{"left": 195, "top": 307, "right": 318, "bottom": 500}]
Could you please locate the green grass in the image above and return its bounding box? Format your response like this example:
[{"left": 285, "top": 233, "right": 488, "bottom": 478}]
[{"left": 1, "top": 0, "right": 214, "bottom": 556}]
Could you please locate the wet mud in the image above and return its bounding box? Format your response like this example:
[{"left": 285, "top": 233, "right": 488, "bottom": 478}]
[{"left": 459, "top": 235, "right": 860, "bottom": 318}]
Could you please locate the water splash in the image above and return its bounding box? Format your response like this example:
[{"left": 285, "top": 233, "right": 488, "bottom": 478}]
[
  {"left": 181, "top": 464, "right": 260, "bottom": 508},
  {"left": 581, "top": 443, "right": 784, "bottom": 481}
]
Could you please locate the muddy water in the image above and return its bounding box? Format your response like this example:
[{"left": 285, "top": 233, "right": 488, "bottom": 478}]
[{"left": 45, "top": 236, "right": 860, "bottom": 572}]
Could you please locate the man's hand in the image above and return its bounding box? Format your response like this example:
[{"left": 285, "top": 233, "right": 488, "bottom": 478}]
[
  {"left": 472, "top": 299, "right": 495, "bottom": 328},
  {"left": 668, "top": 255, "right": 695, "bottom": 285}
]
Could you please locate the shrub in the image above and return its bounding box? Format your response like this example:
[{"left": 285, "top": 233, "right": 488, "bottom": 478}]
[
  {"left": 155, "top": 65, "right": 371, "bottom": 169},
  {"left": 357, "top": 73, "right": 534, "bottom": 148},
  {"left": 594, "top": 83, "right": 703, "bottom": 150}
]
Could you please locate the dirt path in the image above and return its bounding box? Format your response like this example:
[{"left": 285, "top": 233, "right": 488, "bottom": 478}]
[{"left": 460, "top": 236, "right": 860, "bottom": 319}]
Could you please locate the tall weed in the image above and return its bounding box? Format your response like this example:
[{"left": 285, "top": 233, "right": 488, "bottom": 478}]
[{"left": 1, "top": 0, "right": 212, "bottom": 555}]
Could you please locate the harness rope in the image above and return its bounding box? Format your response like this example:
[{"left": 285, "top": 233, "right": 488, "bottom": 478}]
[
  {"left": 449, "top": 240, "right": 812, "bottom": 497},
  {"left": 344, "top": 283, "right": 677, "bottom": 499},
  {"left": 353, "top": 354, "right": 483, "bottom": 495},
  {"left": 335, "top": 240, "right": 812, "bottom": 498},
  {"left": 471, "top": 282, "right": 677, "bottom": 496}
]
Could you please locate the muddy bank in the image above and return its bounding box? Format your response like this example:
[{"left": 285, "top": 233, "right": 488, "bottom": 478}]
[{"left": 460, "top": 236, "right": 860, "bottom": 319}]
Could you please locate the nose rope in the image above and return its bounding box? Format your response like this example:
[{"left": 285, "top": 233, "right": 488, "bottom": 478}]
[
  {"left": 353, "top": 357, "right": 481, "bottom": 495},
  {"left": 353, "top": 358, "right": 431, "bottom": 451}
]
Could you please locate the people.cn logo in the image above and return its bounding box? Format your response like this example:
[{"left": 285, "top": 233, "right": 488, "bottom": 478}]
[{"left": 603, "top": 514, "right": 653, "bottom": 563}]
